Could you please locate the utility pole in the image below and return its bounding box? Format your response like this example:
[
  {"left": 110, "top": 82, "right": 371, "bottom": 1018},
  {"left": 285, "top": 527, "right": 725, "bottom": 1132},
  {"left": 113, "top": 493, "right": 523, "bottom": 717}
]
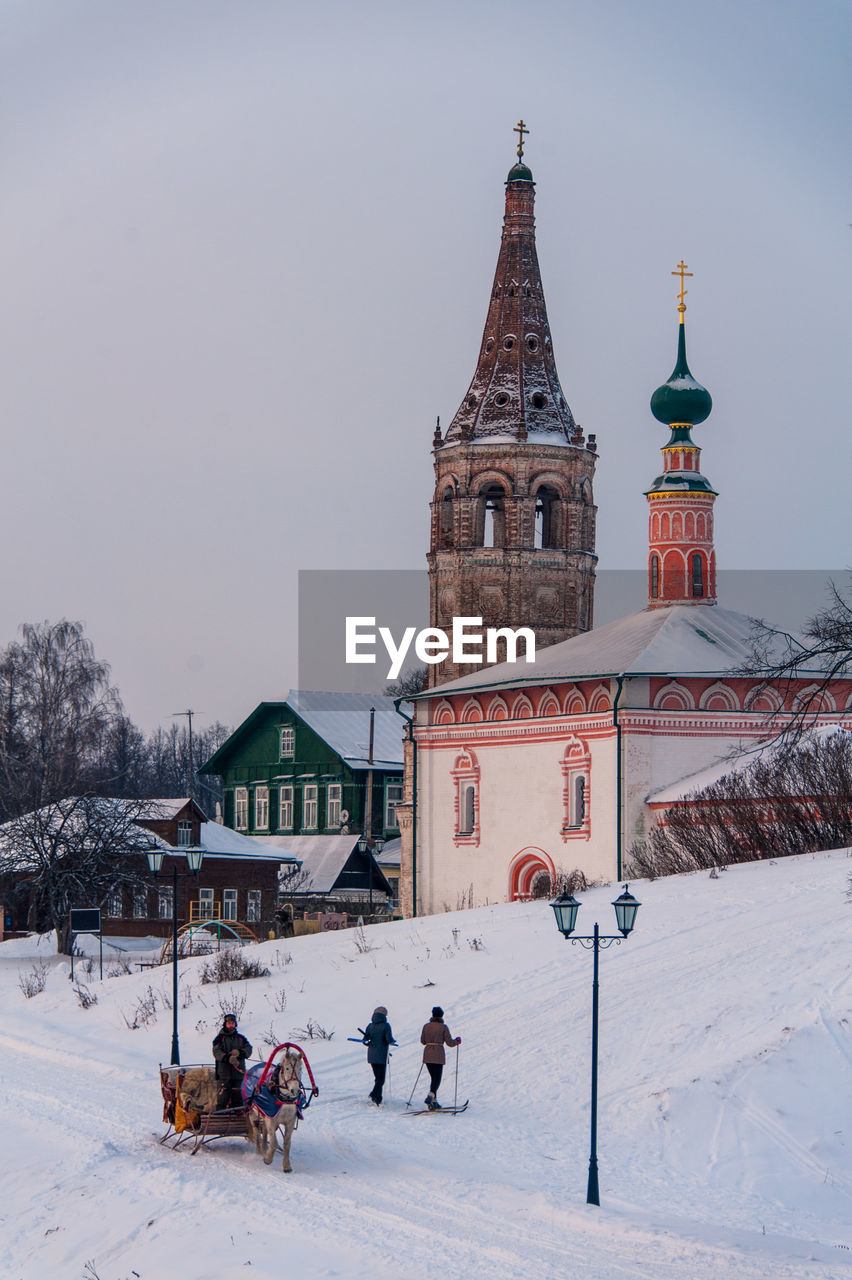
[{"left": 172, "top": 709, "right": 195, "bottom": 802}]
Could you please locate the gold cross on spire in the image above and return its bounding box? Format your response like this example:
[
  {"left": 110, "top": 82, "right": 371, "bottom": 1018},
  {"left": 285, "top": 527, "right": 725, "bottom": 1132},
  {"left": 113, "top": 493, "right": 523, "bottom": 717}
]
[
  {"left": 514, "top": 119, "right": 529, "bottom": 161},
  {"left": 672, "top": 259, "right": 693, "bottom": 314}
]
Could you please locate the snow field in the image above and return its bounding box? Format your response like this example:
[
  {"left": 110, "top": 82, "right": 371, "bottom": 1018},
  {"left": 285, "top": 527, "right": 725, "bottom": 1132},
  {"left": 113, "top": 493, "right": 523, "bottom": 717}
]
[{"left": 1, "top": 850, "right": 850, "bottom": 1279}]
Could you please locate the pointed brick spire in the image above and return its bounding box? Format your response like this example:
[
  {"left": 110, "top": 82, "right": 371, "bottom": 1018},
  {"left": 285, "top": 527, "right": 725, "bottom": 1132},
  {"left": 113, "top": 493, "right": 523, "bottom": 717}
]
[{"left": 440, "top": 152, "right": 577, "bottom": 447}]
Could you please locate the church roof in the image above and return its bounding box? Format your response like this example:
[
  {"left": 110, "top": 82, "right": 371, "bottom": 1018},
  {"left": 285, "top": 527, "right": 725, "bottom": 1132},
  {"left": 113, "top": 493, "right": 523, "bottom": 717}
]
[
  {"left": 439, "top": 145, "right": 583, "bottom": 449},
  {"left": 419, "top": 605, "right": 815, "bottom": 696}
]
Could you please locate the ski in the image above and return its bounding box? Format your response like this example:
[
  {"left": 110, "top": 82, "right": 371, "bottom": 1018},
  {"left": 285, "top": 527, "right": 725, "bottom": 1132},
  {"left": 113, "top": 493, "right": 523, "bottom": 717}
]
[{"left": 404, "top": 1100, "right": 469, "bottom": 1116}]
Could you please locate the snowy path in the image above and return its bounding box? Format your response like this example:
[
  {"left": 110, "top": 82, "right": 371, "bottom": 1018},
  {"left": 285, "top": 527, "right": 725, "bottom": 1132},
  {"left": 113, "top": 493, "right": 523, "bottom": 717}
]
[{"left": 1, "top": 851, "right": 851, "bottom": 1279}]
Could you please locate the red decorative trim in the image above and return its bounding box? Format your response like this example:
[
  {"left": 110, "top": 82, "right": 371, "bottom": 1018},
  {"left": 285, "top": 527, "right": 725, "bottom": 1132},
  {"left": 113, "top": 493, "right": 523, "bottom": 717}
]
[
  {"left": 560, "top": 736, "right": 591, "bottom": 841},
  {"left": 509, "top": 847, "right": 555, "bottom": 901},
  {"left": 451, "top": 748, "right": 481, "bottom": 847}
]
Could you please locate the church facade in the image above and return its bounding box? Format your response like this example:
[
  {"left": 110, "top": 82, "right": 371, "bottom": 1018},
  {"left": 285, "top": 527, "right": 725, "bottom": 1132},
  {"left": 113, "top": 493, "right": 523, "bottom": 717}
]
[{"left": 399, "top": 255, "right": 851, "bottom": 916}]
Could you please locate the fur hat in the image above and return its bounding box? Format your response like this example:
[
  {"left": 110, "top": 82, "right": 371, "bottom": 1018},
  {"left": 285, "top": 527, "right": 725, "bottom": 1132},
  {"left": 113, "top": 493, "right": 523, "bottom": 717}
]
[
  {"left": 431, "top": 1006, "right": 444, "bottom": 1019},
  {"left": 373, "top": 1006, "right": 388, "bottom": 1018}
]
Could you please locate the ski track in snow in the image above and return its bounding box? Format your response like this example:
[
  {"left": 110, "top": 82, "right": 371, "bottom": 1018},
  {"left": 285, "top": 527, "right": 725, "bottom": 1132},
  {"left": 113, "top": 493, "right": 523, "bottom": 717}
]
[{"left": 2, "top": 851, "right": 852, "bottom": 1279}]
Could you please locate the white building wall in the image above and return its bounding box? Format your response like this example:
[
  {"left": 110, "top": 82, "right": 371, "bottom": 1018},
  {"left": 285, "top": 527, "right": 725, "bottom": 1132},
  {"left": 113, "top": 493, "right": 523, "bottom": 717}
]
[{"left": 416, "top": 720, "right": 619, "bottom": 915}]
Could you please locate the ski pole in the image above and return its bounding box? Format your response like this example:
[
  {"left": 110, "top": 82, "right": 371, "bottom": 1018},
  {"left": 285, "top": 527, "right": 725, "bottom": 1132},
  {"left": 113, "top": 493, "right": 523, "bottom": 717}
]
[
  {"left": 406, "top": 1063, "right": 424, "bottom": 1108},
  {"left": 453, "top": 1043, "right": 459, "bottom": 1112}
]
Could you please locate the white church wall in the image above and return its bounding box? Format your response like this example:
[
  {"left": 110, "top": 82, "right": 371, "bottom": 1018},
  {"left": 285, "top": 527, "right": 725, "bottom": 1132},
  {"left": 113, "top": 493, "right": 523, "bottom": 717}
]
[{"left": 416, "top": 722, "right": 619, "bottom": 914}]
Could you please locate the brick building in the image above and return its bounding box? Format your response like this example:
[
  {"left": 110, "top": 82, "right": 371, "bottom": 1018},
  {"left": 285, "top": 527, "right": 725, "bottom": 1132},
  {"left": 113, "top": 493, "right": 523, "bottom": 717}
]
[
  {"left": 427, "top": 132, "right": 598, "bottom": 687},
  {"left": 399, "top": 279, "right": 852, "bottom": 915}
]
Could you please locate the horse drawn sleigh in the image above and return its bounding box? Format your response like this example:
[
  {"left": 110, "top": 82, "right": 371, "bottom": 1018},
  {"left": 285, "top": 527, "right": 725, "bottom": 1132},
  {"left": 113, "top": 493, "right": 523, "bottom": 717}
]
[{"left": 159, "top": 1042, "right": 319, "bottom": 1171}]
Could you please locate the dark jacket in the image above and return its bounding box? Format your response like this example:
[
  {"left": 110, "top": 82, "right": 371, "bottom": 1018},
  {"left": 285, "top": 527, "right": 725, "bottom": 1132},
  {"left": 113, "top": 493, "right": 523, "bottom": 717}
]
[
  {"left": 421, "top": 1015, "right": 459, "bottom": 1065},
  {"left": 363, "top": 1009, "right": 396, "bottom": 1065},
  {"left": 212, "top": 1025, "right": 252, "bottom": 1080}
]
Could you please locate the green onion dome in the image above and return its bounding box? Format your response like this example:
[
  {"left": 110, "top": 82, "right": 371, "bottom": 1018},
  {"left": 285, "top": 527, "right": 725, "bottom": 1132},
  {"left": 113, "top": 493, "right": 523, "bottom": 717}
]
[
  {"left": 506, "top": 161, "right": 534, "bottom": 183},
  {"left": 650, "top": 319, "right": 712, "bottom": 426}
]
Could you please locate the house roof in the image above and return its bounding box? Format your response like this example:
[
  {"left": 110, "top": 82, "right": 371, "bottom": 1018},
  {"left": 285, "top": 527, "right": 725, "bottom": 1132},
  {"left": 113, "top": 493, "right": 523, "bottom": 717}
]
[
  {"left": 418, "top": 604, "right": 813, "bottom": 697},
  {"left": 287, "top": 691, "right": 405, "bottom": 769},
  {"left": 271, "top": 834, "right": 392, "bottom": 895},
  {"left": 197, "top": 821, "right": 299, "bottom": 864},
  {"left": 647, "top": 725, "right": 852, "bottom": 805},
  {"left": 200, "top": 691, "right": 405, "bottom": 774}
]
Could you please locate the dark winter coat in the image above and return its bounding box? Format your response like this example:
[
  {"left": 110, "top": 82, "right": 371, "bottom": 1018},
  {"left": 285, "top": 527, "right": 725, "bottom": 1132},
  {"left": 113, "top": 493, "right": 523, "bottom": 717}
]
[
  {"left": 363, "top": 1010, "right": 396, "bottom": 1065},
  {"left": 212, "top": 1025, "right": 253, "bottom": 1080},
  {"left": 420, "top": 1015, "right": 459, "bottom": 1065}
]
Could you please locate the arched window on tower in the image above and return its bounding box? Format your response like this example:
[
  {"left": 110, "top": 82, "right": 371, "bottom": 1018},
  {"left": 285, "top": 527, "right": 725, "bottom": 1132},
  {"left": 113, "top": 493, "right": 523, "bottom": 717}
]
[
  {"left": 534, "top": 485, "right": 561, "bottom": 548},
  {"left": 478, "top": 485, "right": 506, "bottom": 548},
  {"left": 439, "top": 486, "right": 454, "bottom": 548},
  {"left": 650, "top": 554, "right": 660, "bottom": 599},
  {"left": 691, "top": 553, "right": 704, "bottom": 598}
]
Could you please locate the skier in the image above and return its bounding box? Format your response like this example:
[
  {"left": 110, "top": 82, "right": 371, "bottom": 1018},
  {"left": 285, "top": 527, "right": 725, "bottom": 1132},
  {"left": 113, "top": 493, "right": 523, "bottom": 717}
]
[
  {"left": 362, "top": 1005, "right": 397, "bottom": 1105},
  {"left": 212, "top": 1013, "right": 252, "bottom": 1109},
  {"left": 420, "top": 1006, "right": 461, "bottom": 1110}
]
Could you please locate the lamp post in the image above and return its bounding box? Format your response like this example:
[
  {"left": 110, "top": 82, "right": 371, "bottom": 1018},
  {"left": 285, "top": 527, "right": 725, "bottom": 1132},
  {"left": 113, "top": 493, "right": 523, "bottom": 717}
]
[
  {"left": 551, "top": 883, "right": 641, "bottom": 1206},
  {"left": 146, "top": 845, "right": 204, "bottom": 1066},
  {"left": 357, "top": 836, "right": 385, "bottom": 916}
]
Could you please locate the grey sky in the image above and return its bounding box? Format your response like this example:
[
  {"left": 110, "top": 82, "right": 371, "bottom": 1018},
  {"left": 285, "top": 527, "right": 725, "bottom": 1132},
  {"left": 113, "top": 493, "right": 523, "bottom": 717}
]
[{"left": 1, "top": 0, "right": 850, "bottom": 732}]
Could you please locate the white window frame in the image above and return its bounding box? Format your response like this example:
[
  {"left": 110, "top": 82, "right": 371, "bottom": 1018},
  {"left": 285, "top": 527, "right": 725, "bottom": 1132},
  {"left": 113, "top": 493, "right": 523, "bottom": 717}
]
[
  {"left": 255, "top": 785, "right": 269, "bottom": 831},
  {"left": 222, "top": 889, "right": 238, "bottom": 922},
  {"left": 279, "top": 727, "right": 295, "bottom": 759},
  {"left": 246, "top": 889, "right": 261, "bottom": 924},
  {"left": 303, "top": 784, "right": 318, "bottom": 830},
  {"left": 326, "top": 783, "right": 342, "bottom": 828},
  {"left": 561, "top": 737, "right": 591, "bottom": 842},
  {"left": 278, "top": 785, "right": 294, "bottom": 829},
  {"left": 157, "top": 884, "right": 174, "bottom": 921},
  {"left": 106, "top": 890, "right": 123, "bottom": 918},
  {"left": 132, "top": 887, "right": 148, "bottom": 919},
  {"left": 385, "top": 780, "right": 404, "bottom": 830},
  {"left": 234, "top": 787, "right": 248, "bottom": 830},
  {"left": 177, "top": 820, "right": 192, "bottom": 847},
  {"left": 198, "top": 888, "right": 215, "bottom": 921}
]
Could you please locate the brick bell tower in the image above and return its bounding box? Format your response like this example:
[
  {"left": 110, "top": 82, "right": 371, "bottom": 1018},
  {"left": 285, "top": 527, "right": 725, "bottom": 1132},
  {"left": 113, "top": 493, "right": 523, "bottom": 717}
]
[
  {"left": 427, "top": 123, "right": 598, "bottom": 686},
  {"left": 646, "top": 261, "right": 717, "bottom": 607}
]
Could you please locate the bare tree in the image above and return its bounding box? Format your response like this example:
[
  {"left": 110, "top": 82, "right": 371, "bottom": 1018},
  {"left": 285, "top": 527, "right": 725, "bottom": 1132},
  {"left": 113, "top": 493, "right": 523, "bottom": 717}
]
[
  {"left": 385, "top": 667, "right": 428, "bottom": 700},
  {"left": 0, "top": 620, "right": 124, "bottom": 816},
  {"left": 629, "top": 729, "right": 852, "bottom": 879},
  {"left": 0, "top": 795, "right": 160, "bottom": 953},
  {"left": 743, "top": 576, "right": 852, "bottom": 738}
]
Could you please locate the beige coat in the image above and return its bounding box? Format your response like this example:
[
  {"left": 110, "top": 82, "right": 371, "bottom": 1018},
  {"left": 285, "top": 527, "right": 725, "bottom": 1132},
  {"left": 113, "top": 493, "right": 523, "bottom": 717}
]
[{"left": 420, "top": 1017, "right": 459, "bottom": 1064}]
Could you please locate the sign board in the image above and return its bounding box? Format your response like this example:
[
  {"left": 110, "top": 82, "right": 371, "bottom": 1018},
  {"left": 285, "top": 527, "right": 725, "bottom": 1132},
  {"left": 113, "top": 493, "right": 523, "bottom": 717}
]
[{"left": 70, "top": 908, "right": 102, "bottom": 934}]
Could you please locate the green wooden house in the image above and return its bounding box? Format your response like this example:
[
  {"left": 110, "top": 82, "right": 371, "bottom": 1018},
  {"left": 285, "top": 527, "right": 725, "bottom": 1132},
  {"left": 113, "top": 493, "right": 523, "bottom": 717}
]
[{"left": 199, "top": 691, "right": 405, "bottom": 843}]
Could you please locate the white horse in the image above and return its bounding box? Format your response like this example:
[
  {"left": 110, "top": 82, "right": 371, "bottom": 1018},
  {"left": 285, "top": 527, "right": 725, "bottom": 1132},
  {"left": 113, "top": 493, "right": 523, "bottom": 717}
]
[{"left": 246, "top": 1050, "right": 303, "bottom": 1172}]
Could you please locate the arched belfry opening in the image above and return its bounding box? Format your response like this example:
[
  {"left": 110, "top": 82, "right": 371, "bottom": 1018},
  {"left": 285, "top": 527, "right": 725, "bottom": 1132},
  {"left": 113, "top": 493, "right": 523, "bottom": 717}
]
[
  {"left": 533, "top": 484, "right": 561, "bottom": 549},
  {"left": 479, "top": 485, "right": 506, "bottom": 549},
  {"left": 427, "top": 127, "right": 598, "bottom": 686}
]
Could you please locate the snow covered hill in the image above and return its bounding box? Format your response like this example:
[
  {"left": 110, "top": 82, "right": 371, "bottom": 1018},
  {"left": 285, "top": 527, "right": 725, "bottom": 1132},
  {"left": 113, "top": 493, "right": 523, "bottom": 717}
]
[{"left": 1, "top": 851, "right": 850, "bottom": 1280}]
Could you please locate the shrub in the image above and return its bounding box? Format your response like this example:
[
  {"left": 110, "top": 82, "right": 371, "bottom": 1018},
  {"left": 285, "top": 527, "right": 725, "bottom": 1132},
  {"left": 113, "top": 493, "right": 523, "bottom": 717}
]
[
  {"left": 18, "top": 960, "right": 49, "bottom": 998},
  {"left": 199, "top": 948, "right": 271, "bottom": 984}
]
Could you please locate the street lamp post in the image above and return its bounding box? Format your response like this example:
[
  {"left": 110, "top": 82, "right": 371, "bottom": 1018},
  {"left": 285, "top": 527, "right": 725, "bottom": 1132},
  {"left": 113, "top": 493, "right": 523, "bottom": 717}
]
[
  {"left": 551, "top": 884, "right": 641, "bottom": 1206},
  {"left": 146, "top": 845, "right": 204, "bottom": 1066},
  {"left": 357, "top": 836, "right": 385, "bottom": 916}
]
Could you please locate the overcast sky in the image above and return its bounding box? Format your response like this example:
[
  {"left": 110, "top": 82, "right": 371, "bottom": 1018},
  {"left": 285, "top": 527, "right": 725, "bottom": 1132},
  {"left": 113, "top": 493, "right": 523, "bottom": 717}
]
[{"left": 1, "top": 0, "right": 850, "bottom": 733}]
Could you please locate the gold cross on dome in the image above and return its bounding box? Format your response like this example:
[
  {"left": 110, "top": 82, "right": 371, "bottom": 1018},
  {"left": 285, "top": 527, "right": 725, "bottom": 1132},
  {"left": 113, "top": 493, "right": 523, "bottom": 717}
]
[
  {"left": 672, "top": 259, "right": 693, "bottom": 310},
  {"left": 514, "top": 119, "right": 529, "bottom": 160}
]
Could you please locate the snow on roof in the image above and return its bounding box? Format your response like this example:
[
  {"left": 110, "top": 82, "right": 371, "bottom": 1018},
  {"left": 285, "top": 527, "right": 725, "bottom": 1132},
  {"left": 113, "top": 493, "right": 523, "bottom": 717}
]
[
  {"left": 198, "top": 822, "right": 297, "bottom": 863},
  {"left": 138, "top": 798, "right": 193, "bottom": 819},
  {"left": 421, "top": 604, "right": 812, "bottom": 696},
  {"left": 273, "top": 834, "right": 361, "bottom": 893},
  {"left": 286, "top": 691, "right": 405, "bottom": 769},
  {"left": 374, "top": 837, "right": 401, "bottom": 867},
  {"left": 647, "top": 725, "right": 852, "bottom": 804}
]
